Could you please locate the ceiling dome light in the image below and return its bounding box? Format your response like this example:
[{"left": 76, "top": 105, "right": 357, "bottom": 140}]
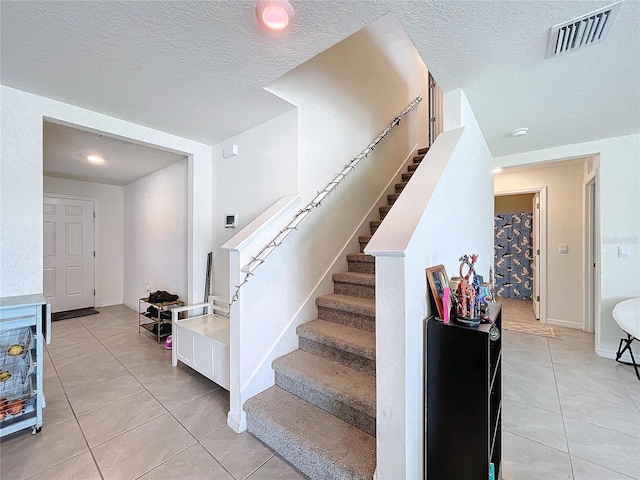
[
  {"left": 87, "top": 155, "right": 104, "bottom": 165},
  {"left": 256, "top": 0, "right": 294, "bottom": 32},
  {"left": 510, "top": 128, "right": 529, "bottom": 137}
]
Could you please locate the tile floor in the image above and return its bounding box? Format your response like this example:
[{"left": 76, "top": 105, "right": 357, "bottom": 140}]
[
  {"left": 1, "top": 300, "right": 639, "bottom": 479},
  {"left": 498, "top": 297, "right": 640, "bottom": 480},
  {"left": 0, "top": 304, "right": 303, "bottom": 480}
]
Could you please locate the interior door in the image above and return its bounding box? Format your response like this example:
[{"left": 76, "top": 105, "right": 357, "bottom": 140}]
[
  {"left": 532, "top": 193, "right": 540, "bottom": 319},
  {"left": 43, "top": 196, "right": 95, "bottom": 313}
]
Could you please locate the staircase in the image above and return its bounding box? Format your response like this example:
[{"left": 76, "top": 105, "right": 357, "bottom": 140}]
[{"left": 244, "top": 147, "right": 428, "bottom": 480}]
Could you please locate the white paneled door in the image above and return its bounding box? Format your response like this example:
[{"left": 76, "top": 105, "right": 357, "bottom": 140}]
[{"left": 43, "top": 196, "right": 95, "bottom": 313}]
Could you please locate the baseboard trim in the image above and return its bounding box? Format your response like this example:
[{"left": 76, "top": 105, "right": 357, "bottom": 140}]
[
  {"left": 227, "top": 410, "right": 247, "bottom": 433},
  {"left": 546, "top": 318, "right": 582, "bottom": 330},
  {"left": 596, "top": 346, "right": 633, "bottom": 363},
  {"left": 96, "top": 301, "right": 126, "bottom": 308}
]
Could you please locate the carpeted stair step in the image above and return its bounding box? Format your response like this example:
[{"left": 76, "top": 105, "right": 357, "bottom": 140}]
[
  {"left": 407, "top": 163, "right": 419, "bottom": 172},
  {"left": 316, "top": 294, "right": 375, "bottom": 332},
  {"left": 418, "top": 146, "right": 429, "bottom": 155},
  {"left": 358, "top": 235, "right": 371, "bottom": 252},
  {"left": 347, "top": 253, "right": 375, "bottom": 274},
  {"left": 379, "top": 205, "right": 391, "bottom": 220},
  {"left": 297, "top": 319, "right": 375, "bottom": 375},
  {"left": 273, "top": 350, "right": 376, "bottom": 436},
  {"left": 401, "top": 172, "right": 414, "bottom": 182},
  {"left": 387, "top": 193, "right": 399, "bottom": 205},
  {"left": 333, "top": 272, "right": 375, "bottom": 300},
  {"left": 395, "top": 182, "right": 408, "bottom": 193},
  {"left": 369, "top": 220, "right": 381, "bottom": 235},
  {"left": 245, "top": 386, "right": 376, "bottom": 480}
]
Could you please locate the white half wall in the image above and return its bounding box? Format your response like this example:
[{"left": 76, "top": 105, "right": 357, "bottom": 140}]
[
  {"left": 366, "top": 88, "right": 494, "bottom": 480},
  {"left": 0, "top": 86, "right": 212, "bottom": 304},
  {"left": 43, "top": 177, "right": 124, "bottom": 307},
  {"left": 494, "top": 134, "right": 640, "bottom": 357},
  {"left": 212, "top": 110, "right": 298, "bottom": 299},
  {"left": 123, "top": 159, "right": 188, "bottom": 308},
  {"left": 494, "top": 160, "right": 587, "bottom": 328}
]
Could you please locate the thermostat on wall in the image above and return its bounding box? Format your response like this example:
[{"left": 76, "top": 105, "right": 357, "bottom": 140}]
[{"left": 225, "top": 214, "right": 237, "bottom": 229}]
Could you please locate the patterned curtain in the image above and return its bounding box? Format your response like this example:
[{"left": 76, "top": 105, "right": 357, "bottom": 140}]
[{"left": 494, "top": 212, "right": 533, "bottom": 300}]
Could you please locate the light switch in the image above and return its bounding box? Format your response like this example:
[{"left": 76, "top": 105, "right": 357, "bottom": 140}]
[{"left": 559, "top": 244, "right": 569, "bottom": 254}]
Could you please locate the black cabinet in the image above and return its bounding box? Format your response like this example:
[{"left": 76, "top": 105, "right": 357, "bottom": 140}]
[{"left": 426, "top": 303, "right": 502, "bottom": 480}]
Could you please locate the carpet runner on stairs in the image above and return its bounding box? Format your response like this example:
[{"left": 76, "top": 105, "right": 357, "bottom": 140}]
[{"left": 243, "top": 147, "right": 428, "bottom": 480}]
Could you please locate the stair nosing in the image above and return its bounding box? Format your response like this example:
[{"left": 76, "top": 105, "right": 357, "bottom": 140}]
[
  {"left": 316, "top": 294, "right": 375, "bottom": 317},
  {"left": 245, "top": 386, "right": 376, "bottom": 480},
  {"left": 297, "top": 319, "right": 376, "bottom": 361},
  {"left": 273, "top": 350, "right": 376, "bottom": 417},
  {"left": 333, "top": 271, "right": 375, "bottom": 286},
  {"left": 347, "top": 253, "right": 375, "bottom": 263}
]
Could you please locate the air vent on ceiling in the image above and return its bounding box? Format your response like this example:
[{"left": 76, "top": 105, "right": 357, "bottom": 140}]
[{"left": 547, "top": 2, "right": 622, "bottom": 57}]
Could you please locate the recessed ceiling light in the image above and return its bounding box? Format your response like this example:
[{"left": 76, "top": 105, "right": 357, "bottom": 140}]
[
  {"left": 510, "top": 128, "right": 529, "bottom": 137},
  {"left": 87, "top": 155, "right": 104, "bottom": 165},
  {"left": 492, "top": 167, "right": 503, "bottom": 174},
  {"left": 256, "top": 0, "right": 293, "bottom": 32}
]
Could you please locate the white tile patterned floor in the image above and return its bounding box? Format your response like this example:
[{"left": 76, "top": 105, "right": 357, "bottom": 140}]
[
  {"left": 499, "top": 297, "right": 640, "bottom": 480},
  {"left": 1, "top": 301, "right": 639, "bottom": 479},
  {"left": 0, "top": 304, "right": 304, "bottom": 480}
]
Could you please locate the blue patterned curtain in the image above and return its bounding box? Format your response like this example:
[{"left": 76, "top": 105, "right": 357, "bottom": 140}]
[{"left": 494, "top": 212, "right": 533, "bottom": 300}]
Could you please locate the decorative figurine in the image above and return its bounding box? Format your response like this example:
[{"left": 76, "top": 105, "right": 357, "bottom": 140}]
[
  {"left": 456, "top": 254, "right": 481, "bottom": 326},
  {"left": 452, "top": 254, "right": 500, "bottom": 339}
]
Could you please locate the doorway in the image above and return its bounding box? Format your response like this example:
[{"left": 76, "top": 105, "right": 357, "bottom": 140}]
[
  {"left": 494, "top": 188, "right": 548, "bottom": 324},
  {"left": 42, "top": 119, "right": 191, "bottom": 311},
  {"left": 43, "top": 195, "right": 95, "bottom": 313}
]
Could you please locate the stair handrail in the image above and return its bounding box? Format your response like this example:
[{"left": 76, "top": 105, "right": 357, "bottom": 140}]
[{"left": 230, "top": 95, "right": 423, "bottom": 305}]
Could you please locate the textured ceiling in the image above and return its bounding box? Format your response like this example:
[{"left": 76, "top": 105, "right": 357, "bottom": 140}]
[
  {"left": 2, "top": 1, "right": 639, "bottom": 158},
  {"left": 43, "top": 122, "right": 186, "bottom": 186}
]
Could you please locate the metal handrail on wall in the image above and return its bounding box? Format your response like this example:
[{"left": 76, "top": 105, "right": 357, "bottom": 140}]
[{"left": 229, "top": 95, "right": 424, "bottom": 305}]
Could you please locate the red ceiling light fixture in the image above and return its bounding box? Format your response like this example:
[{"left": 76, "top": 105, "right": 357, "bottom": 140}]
[{"left": 256, "top": 0, "right": 294, "bottom": 32}]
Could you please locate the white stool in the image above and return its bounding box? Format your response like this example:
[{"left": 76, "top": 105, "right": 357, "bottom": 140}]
[{"left": 612, "top": 297, "right": 640, "bottom": 382}]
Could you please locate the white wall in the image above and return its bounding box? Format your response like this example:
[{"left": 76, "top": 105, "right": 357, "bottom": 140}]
[
  {"left": 366, "top": 88, "right": 494, "bottom": 480},
  {"left": 43, "top": 177, "right": 124, "bottom": 307},
  {"left": 212, "top": 110, "right": 298, "bottom": 298},
  {"left": 494, "top": 134, "right": 640, "bottom": 357},
  {"left": 123, "top": 159, "right": 188, "bottom": 307},
  {"left": 494, "top": 161, "right": 586, "bottom": 328},
  {"left": 0, "top": 86, "right": 212, "bottom": 305},
  {"left": 267, "top": 14, "right": 427, "bottom": 205}
]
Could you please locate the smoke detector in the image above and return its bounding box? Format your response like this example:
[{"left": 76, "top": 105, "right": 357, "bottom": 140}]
[{"left": 547, "top": 2, "right": 622, "bottom": 57}]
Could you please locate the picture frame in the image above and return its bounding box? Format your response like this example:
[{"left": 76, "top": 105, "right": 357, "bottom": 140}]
[{"left": 426, "top": 265, "right": 449, "bottom": 320}]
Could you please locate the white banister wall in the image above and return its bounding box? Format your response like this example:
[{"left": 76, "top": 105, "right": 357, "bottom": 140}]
[
  {"left": 222, "top": 194, "right": 301, "bottom": 432},
  {"left": 366, "top": 89, "right": 494, "bottom": 480}
]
